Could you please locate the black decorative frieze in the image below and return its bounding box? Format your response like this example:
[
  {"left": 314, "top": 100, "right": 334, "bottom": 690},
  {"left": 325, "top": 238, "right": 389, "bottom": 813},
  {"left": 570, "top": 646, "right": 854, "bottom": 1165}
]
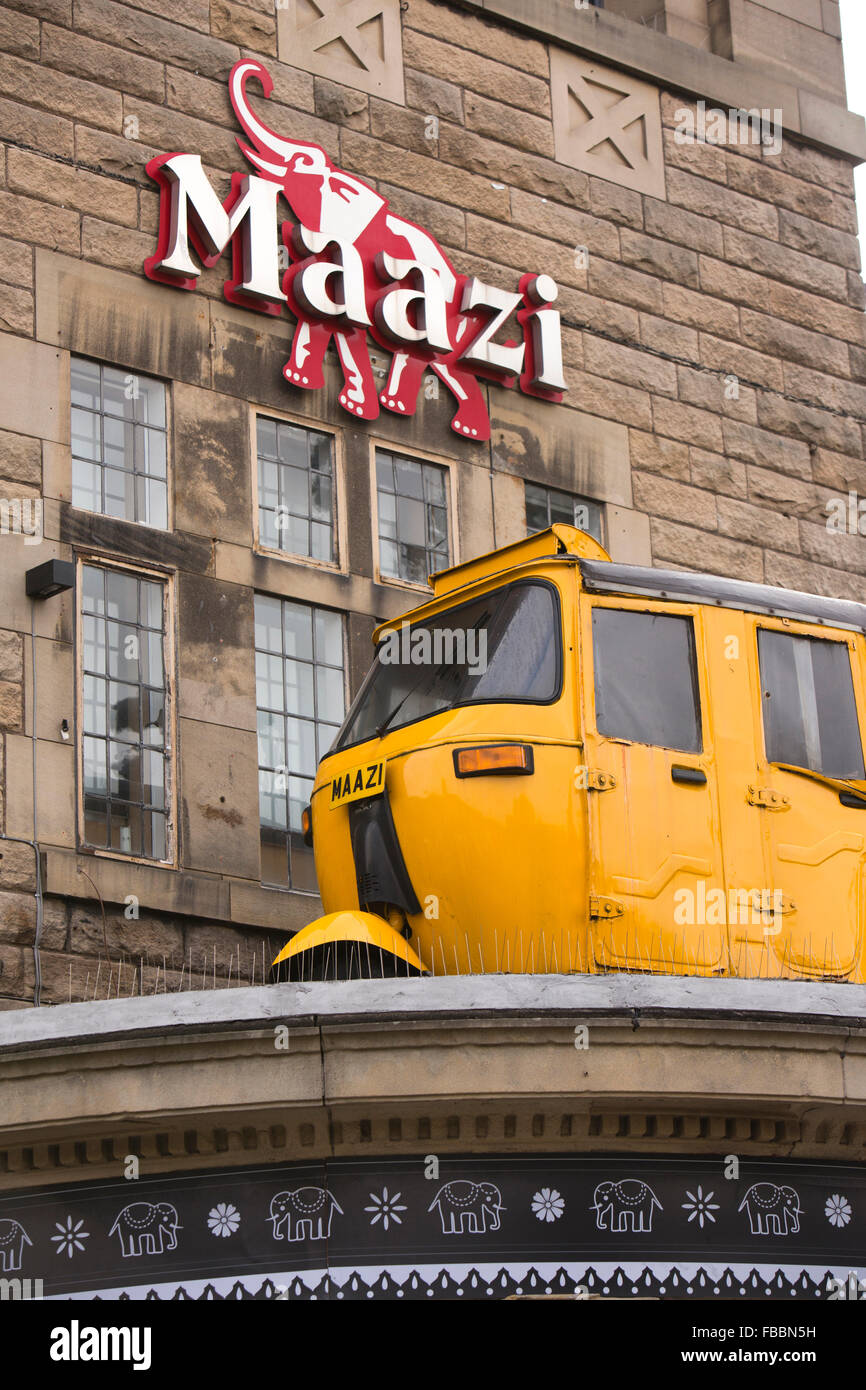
[{"left": 0, "top": 1155, "right": 863, "bottom": 1300}]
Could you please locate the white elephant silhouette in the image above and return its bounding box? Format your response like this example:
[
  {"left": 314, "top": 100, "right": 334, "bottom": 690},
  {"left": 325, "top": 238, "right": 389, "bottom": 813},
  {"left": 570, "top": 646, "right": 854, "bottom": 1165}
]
[
  {"left": 109, "top": 1202, "right": 181, "bottom": 1257},
  {"left": 269, "top": 1187, "right": 344, "bottom": 1241},
  {"left": 738, "top": 1183, "right": 801, "bottom": 1235},
  {"left": 0, "top": 1219, "right": 31, "bottom": 1271},
  {"left": 428, "top": 1181, "right": 505, "bottom": 1234}
]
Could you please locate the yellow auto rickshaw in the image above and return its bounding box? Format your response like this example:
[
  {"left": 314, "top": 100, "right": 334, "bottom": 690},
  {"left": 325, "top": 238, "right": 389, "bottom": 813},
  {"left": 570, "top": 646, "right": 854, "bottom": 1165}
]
[{"left": 275, "top": 525, "right": 866, "bottom": 982}]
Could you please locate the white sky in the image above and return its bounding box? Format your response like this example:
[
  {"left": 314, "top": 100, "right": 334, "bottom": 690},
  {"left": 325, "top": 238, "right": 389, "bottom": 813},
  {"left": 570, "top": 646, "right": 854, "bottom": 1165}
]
[{"left": 839, "top": 0, "right": 866, "bottom": 275}]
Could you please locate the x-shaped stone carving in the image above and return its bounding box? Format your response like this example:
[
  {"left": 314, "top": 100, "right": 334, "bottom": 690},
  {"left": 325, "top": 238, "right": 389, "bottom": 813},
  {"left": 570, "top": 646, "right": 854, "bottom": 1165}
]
[
  {"left": 551, "top": 51, "right": 666, "bottom": 199},
  {"left": 277, "top": 0, "right": 405, "bottom": 104}
]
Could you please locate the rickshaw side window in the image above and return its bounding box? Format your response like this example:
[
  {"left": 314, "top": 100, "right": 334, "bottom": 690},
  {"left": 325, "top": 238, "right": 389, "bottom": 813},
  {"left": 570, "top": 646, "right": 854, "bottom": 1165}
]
[
  {"left": 334, "top": 581, "right": 561, "bottom": 750},
  {"left": 757, "top": 629, "right": 865, "bottom": 780},
  {"left": 592, "top": 607, "right": 702, "bottom": 753}
]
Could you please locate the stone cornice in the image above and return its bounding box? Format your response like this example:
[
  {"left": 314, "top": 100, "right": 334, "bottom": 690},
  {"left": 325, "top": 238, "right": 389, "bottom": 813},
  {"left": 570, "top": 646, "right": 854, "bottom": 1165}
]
[
  {"left": 2, "top": 974, "right": 865, "bottom": 1054},
  {"left": 1, "top": 977, "right": 866, "bottom": 1188},
  {"left": 451, "top": 0, "right": 866, "bottom": 163}
]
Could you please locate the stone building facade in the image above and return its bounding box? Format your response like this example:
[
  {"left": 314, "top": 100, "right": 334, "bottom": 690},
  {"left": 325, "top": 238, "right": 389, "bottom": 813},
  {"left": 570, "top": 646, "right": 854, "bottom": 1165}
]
[{"left": 0, "top": 0, "right": 863, "bottom": 1015}]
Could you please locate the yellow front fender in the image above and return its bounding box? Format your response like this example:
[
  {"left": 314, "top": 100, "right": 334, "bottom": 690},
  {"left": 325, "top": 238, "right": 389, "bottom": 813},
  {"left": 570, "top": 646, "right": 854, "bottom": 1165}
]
[{"left": 272, "top": 911, "right": 427, "bottom": 973}]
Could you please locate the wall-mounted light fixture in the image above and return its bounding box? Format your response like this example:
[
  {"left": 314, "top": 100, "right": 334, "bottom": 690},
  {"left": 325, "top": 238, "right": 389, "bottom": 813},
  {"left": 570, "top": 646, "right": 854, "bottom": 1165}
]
[{"left": 25, "top": 559, "right": 74, "bottom": 600}]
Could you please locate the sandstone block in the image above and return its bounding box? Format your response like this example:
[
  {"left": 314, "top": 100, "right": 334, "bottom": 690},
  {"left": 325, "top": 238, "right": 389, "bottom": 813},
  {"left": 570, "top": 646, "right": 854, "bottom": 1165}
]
[
  {"left": 344, "top": 130, "right": 510, "bottom": 222},
  {"left": 667, "top": 168, "right": 778, "bottom": 240},
  {"left": 319, "top": 79, "right": 369, "bottom": 131},
  {"left": 756, "top": 391, "right": 863, "bottom": 457},
  {"left": 8, "top": 149, "right": 138, "bottom": 229},
  {"left": 620, "top": 229, "right": 699, "bottom": 289},
  {"left": 0, "top": 190, "right": 79, "bottom": 255},
  {"left": 0, "top": 286, "right": 33, "bottom": 337},
  {"left": 690, "top": 448, "right": 747, "bottom": 498},
  {"left": 0, "top": 631, "right": 23, "bottom": 684},
  {"left": 644, "top": 197, "right": 724, "bottom": 258},
  {"left": 573, "top": 373, "right": 652, "bottom": 431},
  {"left": 779, "top": 207, "right": 861, "bottom": 271},
  {"left": 75, "top": 0, "right": 238, "bottom": 82},
  {"left": 783, "top": 362, "right": 866, "bottom": 419},
  {"left": 0, "top": 6, "right": 39, "bottom": 59},
  {"left": 438, "top": 125, "right": 591, "bottom": 211},
  {"left": 722, "top": 417, "right": 812, "bottom": 478},
  {"left": 403, "top": 28, "right": 549, "bottom": 114},
  {"left": 465, "top": 92, "right": 553, "bottom": 158},
  {"left": 42, "top": 21, "right": 165, "bottom": 103},
  {"left": 510, "top": 188, "right": 619, "bottom": 260},
  {"left": 0, "top": 840, "right": 35, "bottom": 892},
  {"left": 588, "top": 258, "right": 663, "bottom": 315},
  {"left": 405, "top": 69, "right": 464, "bottom": 125},
  {"left": 639, "top": 314, "right": 698, "bottom": 362},
  {"left": 764, "top": 549, "right": 862, "bottom": 601},
  {"left": 404, "top": 0, "right": 549, "bottom": 78},
  {"left": 727, "top": 155, "right": 856, "bottom": 233},
  {"left": 717, "top": 496, "right": 800, "bottom": 553},
  {"left": 651, "top": 518, "right": 764, "bottom": 581},
  {"left": 210, "top": 0, "right": 276, "bottom": 53},
  {"left": 746, "top": 465, "right": 820, "bottom": 518},
  {"left": 588, "top": 178, "right": 643, "bottom": 230},
  {"left": 633, "top": 472, "right": 717, "bottom": 530},
  {"left": 629, "top": 430, "right": 690, "bottom": 482},
  {"left": 676, "top": 364, "right": 757, "bottom": 424},
  {"left": 661, "top": 283, "right": 739, "bottom": 340},
  {"left": 740, "top": 308, "right": 850, "bottom": 378},
  {"left": 584, "top": 335, "right": 677, "bottom": 397},
  {"left": 2, "top": 52, "right": 122, "bottom": 129},
  {"left": 0, "top": 682, "right": 23, "bottom": 732},
  {"left": 0, "top": 888, "right": 35, "bottom": 943},
  {"left": 724, "top": 225, "right": 848, "bottom": 304},
  {"left": 698, "top": 333, "right": 784, "bottom": 394},
  {"left": 558, "top": 286, "right": 640, "bottom": 345},
  {"left": 652, "top": 397, "right": 724, "bottom": 452}
]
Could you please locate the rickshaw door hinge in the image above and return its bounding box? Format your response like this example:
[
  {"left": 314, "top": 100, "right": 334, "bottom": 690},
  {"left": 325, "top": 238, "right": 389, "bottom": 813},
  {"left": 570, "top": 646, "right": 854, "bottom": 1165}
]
[
  {"left": 586, "top": 769, "right": 617, "bottom": 791},
  {"left": 747, "top": 786, "right": 790, "bottom": 810},
  {"left": 589, "top": 895, "right": 624, "bottom": 919}
]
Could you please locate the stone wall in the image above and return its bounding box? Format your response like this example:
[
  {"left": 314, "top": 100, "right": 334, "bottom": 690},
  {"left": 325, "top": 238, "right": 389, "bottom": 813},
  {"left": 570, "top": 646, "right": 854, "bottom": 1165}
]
[{"left": 0, "top": 0, "right": 863, "bottom": 1004}]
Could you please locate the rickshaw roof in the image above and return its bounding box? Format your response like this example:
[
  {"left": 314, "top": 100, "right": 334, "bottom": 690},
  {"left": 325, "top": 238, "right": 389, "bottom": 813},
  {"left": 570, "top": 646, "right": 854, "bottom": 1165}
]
[{"left": 374, "top": 525, "right": 866, "bottom": 640}]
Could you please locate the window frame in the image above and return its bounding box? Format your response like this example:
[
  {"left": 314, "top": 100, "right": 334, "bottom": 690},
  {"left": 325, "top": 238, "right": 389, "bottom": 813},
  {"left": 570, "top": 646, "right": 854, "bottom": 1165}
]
[
  {"left": 69, "top": 355, "right": 172, "bottom": 532},
  {"left": 369, "top": 440, "right": 458, "bottom": 593},
  {"left": 254, "top": 592, "right": 348, "bottom": 893},
  {"left": 755, "top": 621, "right": 866, "bottom": 782},
  {"left": 330, "top": 577, "right": 565, "bottom": 758},
  {"left": 74, "top": 552, "right": 177, "bottom": 867},
  {"left": 586, "top": 596, "right": 707, "bottom": 754},
  {"left": 250, "top": 405, "right": 346, "bottom": 573},
  {"left": 524, "top": 479, "right": 605, "bottom": 547}
]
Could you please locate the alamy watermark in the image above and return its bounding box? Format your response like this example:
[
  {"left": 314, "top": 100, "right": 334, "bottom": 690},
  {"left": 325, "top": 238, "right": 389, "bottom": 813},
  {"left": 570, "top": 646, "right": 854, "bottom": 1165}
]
[
  {"left": 674, "top": 101, "right": 782, "bottom": 157},
  {"left": 0, "top": 497, "right": 42, "bottom": 544},
  {"left": 674, "top": 883, "right": 785, "bottom": 936},
  {"left": 379, "top": 621, "right": 488, "bottom": 676},
  {"left": 826, "top": 492, "right": 866, "bottom": 535}
]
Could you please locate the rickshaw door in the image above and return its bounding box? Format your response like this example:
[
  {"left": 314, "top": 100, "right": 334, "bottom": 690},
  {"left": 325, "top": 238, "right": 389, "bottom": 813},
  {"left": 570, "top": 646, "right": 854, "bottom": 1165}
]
[
  {"left": 579, "top": 597, "right": 727, "bottom": 973},
  {"left": 742, "top": 617, "right": 866, "bottom": 978}
]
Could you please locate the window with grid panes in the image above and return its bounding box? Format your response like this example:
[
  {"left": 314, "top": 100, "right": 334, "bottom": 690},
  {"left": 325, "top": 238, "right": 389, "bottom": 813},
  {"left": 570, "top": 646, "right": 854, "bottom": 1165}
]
[
  {"left": 525, "top": 480, "right": 604, "bottom": 544},
  {"left": 376, "top": 450, "right": 451, "bottom": 585},
  {"left": 80, "top": 565, "right": 170, "bottom": 860},
  {"left": 71, "top": 358, "right": 168, "bottom": 528},
  {"left": 256, "top": 416, "right": 335, "bottom": 562},
  {"left": 255, "top": 595, "right": 345, "bottom": 890}
]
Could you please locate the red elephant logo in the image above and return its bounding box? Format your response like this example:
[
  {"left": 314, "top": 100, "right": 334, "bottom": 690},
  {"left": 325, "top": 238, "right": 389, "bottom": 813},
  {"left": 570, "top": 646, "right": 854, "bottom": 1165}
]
[{"left": 144, "top": 61, "right": 566, "bottom": 442}]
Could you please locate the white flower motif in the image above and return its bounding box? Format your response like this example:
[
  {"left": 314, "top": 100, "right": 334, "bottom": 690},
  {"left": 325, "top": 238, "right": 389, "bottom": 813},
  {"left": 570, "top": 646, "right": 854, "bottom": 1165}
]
[
  {"left": 51, "top": 1216, "right": 90, "bottom": 1258},
  {"left": 531, "top": 1188, "right": 565, "bottom": 1223},
  {"left": 681, "top": 1186, "right": 720, "bottom": 1228},
  {"left": 364, "top": 1187, "right": 407, "bottom": 1232},
  {"left": 825, "top": 1194, "right": 852, "bottom": 1229},
  {"left": 207, "top": 1203, "right": 241, "bottom": 1238}
]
